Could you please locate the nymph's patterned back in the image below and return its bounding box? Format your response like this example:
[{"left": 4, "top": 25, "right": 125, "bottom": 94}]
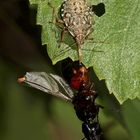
[{"left": 60, "top": 0, "right": 94, "bottom": 45}]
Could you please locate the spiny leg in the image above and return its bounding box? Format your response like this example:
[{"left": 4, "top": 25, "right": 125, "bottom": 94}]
[
  {"left": 48, "top": 2, "right": 70, "bottom": 48},
  {"left": 48, "top": 2, "right": 65, "bottom": 24},
  {"left": 84, "top": 31, "right": 110, "bottom": 53},
  {"left": 48, "top": 2, "right": 57, "bottom": 24},
  {"left": 86, "top": 27, "right": 109, "bottom": 44},
  {"left": 53, "top": 44, "right": 83, "bottom": 63},
  {"left": 53, "top": 46, "right": 72, "bottom": 59},
  {"left": 85, "top": 28, "right": 94, "bottom": 40},
  {"left": 58, "top": 27, "right": 68, "bottom": 47}
]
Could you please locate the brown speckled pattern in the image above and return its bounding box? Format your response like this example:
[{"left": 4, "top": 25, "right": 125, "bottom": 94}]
[{"left": 60, "top": 0, "right": 94, "bottom": 45}]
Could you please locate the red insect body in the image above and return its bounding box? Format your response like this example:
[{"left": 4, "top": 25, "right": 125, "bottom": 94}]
[{"left": 70, "top": 65, "right": 89, "bottom": 90}]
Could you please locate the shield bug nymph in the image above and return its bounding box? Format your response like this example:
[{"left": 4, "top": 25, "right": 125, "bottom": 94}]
[
  {"left": 60, "top": 0, "right": 93, "bottom": 46},
  {"left": 48, "top": 1, "right": 105, "bottom": 62},
  {"left": 60, "top": 0, "right": 105, "bottom": 62}
]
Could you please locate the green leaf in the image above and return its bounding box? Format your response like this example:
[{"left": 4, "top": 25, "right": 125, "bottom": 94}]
[{"left": 29, "top": 0, "right": 140, "bottom": 104}]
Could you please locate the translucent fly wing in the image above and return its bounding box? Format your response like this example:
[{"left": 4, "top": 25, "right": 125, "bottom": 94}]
[
  {"left": 91, "top": 3, "right": 105, "bottom": 17},
  {"left": 50, "top": 74, "right": 74, "bottom": 99},
  {"left": 20, "top": 72, "right": 74, "bottom": 102}
]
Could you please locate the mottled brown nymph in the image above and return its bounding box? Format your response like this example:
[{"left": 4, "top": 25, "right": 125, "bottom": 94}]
[
  {"left": 58, "top": 0, "right": 105, "bottom": 62},
  {"left": 60, "top": 0, "right": 93, "bottom": 62},
  {"left": 60, "top": 0, "right": 93, "bottom": 46}
]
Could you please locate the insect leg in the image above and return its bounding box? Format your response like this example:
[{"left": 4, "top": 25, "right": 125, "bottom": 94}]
[
  {"left": 48, "top": 2, "right": 64, "bottom": 26},
  {"left": 58, "top": 27, "right": 68, "bottom": 48}
]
